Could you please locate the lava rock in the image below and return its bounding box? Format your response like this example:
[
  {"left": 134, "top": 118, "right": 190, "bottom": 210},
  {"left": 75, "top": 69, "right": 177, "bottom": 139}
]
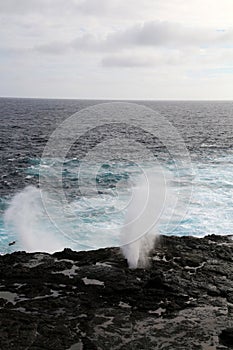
[
  {"left": 219, "top": 328, "right": 233, "bottom": 348},
  {"left": 0, "top": 235, "right": 233, "bottom": 349}
]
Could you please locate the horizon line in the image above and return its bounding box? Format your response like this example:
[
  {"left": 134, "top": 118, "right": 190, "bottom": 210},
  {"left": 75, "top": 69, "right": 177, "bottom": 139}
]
[{"left": 0, "top": 95, "right": 233, "bottom": 102}]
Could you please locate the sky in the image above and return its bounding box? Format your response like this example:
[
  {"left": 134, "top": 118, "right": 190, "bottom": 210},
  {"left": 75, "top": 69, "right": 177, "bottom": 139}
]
[{"left": 0, "top": 0, "right": 233, "bottom": 100}]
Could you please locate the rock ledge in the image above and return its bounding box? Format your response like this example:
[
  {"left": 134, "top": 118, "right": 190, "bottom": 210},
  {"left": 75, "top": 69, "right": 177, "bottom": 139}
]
[{"left": 1, "top": 235, "right": 233, "bottom": 349}]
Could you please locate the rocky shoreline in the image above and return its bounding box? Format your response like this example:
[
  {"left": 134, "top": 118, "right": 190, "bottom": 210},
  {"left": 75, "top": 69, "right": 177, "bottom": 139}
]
[{"left": 1, "top": 234, "right": 233, "bottom": 349}]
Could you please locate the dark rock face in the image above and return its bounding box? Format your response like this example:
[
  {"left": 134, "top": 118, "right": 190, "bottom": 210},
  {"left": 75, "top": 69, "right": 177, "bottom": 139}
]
[
  {"left": 0, "top": 235, "right": 233, "bottom": 349},
  {"left": 219, "top": 328, "right": 233, "bottom": 348}
]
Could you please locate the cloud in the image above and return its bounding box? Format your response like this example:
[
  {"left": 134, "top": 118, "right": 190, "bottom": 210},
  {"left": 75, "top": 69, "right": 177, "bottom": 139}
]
[
  {"left": 35, "top": 34, "right": 102, "bottom": 55},
  {"left": 33, "top": 20, "right": 233, "bottom": 56},
  {"left": 106, "top": 21, "right": 233, "bottom": 48},
  {"left": 102, "top": 47, "right": 233, "bottom": 68},
  {"left": 0, "top": 0, "right": 131, "bottom": 18},
  {"left": 102, "top": 51, "right": 185, "bottom": 68},
  {"left": 102, "top": 55, "right": 153, "bottom": 68},
  {"left": 0, "top": 0, "right": 47, "bottom": 14},
  {"left": 0, "top": 0, "right": 158, "bottom": 20},
  {"left": 0, "top": 0, "right": 80, "bottom": 16},
  {"left": 35, "top": 41, "right": 70, "bottom": 55},
  {"left": 75, "top": 0, "right": 116, "bottom": 16},
  {"left": 0, "top": 0, "right": 232, "bottom": 99},
  {"left": 74, "top": 0, "right": 147, "bottom": 19}
]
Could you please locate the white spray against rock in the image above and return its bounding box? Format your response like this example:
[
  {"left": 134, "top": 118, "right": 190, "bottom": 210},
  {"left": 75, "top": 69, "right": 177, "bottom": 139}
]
[
  {"left": 4, "top": 186, "right": 64, "bottom": 253},
  {"left": 120, "top": 170, "right": 166, "bottom": 268}
]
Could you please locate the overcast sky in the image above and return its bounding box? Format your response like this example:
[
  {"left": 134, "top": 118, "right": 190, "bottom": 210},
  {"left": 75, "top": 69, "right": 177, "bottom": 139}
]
[{"left": 0, "top": 0, "right": 233, "bottom": 99}]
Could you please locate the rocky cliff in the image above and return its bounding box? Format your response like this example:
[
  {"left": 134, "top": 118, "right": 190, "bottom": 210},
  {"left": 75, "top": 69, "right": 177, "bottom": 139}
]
[{"left": 0, "top": 235, "right": 233, "bottom": 349}]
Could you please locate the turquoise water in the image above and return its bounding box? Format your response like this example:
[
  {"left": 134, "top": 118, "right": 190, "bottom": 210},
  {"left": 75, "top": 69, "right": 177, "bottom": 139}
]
[
  {"left": 1, "top": 98, "right": 233, "bottom": 254},
  {"left": 1, "top": 152, "right": 233, "bottom": 254}
]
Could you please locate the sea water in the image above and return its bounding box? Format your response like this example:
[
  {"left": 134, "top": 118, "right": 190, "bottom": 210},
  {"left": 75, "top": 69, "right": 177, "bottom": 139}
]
[{"left": 1, "top": 98, "right": 233, "bottom": 255}]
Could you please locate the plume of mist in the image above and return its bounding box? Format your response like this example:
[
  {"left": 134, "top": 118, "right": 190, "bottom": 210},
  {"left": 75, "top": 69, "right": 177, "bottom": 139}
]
[
  {"left": 120, "top": 171, "right": 165, "bottom": 268},
  {"left": 4, "top": 186, "right": 64, "bottom": 253}
]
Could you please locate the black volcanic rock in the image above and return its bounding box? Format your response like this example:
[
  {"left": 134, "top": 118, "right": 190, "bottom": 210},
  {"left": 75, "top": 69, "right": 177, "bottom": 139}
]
[
  {"left": 219, "top": 328, "right": 233, "bottom": 348},
  {"left": 0, "top": 235, "right": 233, "bottom": 349}
]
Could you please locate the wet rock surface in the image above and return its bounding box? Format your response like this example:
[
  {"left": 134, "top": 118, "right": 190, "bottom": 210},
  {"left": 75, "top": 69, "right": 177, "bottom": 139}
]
[{"left": 0, "top": 234, "right": 233, "bottom": 350}]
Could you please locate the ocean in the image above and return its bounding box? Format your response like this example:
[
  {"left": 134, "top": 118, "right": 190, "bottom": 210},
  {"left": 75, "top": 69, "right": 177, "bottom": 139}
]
[{"left": 1, "top": 97, "right": 233, "bottom": 255}]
